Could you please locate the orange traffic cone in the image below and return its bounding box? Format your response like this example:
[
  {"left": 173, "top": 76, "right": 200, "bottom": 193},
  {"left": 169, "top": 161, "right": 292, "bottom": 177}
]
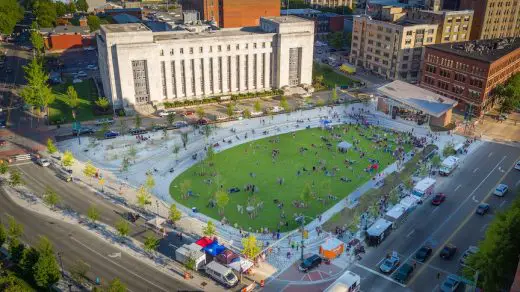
[{"left": 260, "top": 279, "right": 265, "bottom": 287}]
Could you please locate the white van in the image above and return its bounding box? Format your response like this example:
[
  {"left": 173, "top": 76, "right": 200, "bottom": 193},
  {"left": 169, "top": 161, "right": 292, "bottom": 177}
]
[
  {"left": 175, "top": 245, "right": 206, "bottom": 270},
  {"left": 439, "top": 156, "right": 459, "bottom": 176},
  {"left": 204, "top": 261, "right": 238, "bottom": 288}
]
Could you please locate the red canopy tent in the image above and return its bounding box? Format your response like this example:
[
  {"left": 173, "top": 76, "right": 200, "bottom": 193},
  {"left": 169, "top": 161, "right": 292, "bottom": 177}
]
[{"left": 195, "top": 236, "right": 213, "bottom": 248}]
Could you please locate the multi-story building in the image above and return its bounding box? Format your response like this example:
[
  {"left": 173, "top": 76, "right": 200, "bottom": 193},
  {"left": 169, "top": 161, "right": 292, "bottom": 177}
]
[
  {"left": 305, "top": 0, "right": 357, "bottom": 10},
  {"left": 458, "top": 0, "right": 520, "bottom": 40},
  {"left": 407, "top": 9, "right": 473, "bottom": 43},
  {"left": 349, "top": 15, "right": 438, "bottom": 82},
  {"left": 183, "top": 0, "right": 280, "bottom": 28},
  {"left": 282, "top": 9, "right": 346, "bottom": 40},
  {"left": 420, "top": 38, "right": 520, "bottom": 115},
  {"left": 97, "top": 16, "right": 314, "bottom": 110}
]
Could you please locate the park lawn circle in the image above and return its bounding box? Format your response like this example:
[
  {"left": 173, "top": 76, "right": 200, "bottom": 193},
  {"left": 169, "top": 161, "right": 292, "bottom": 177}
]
[{"left": 170, "top": 125, "right": 412, "bottom": 232}]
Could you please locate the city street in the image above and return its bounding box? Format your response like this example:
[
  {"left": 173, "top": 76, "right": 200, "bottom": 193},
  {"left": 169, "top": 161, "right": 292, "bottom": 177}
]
[{"left": 348, "top": 142, "right": 520, "bottom": 292}]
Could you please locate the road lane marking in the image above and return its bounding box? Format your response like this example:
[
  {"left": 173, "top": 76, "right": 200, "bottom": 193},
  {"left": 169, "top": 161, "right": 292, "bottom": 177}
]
[
  {"left": 473, "top": 168, "right": 479, "bottom": 173},
  {"left": 406, "top": 229, "right": 415, "bottom": 238},
  {"left": 432, "top": 284, "right": 439, "bottom": 292},
  {"left": 472, "top": 196, "right": 479, "bottom": 203},
  {"left": 354, "top": 263, "right": 406, "bottom": 287},
  {"left": 488, "top": 152, "right": 493, "bottom": 158},
  {"left": 499, "top": 200, "right": 507, "bottom": 208},
  {"left": 408, "top": 155, "right": 517, "bottom": 286},
  {"left": 431, "top": 207, "right": 440, "bottom": 214},
  {"left": 515, "top": 180, "right": 520, "bottom": 188},
  {"left": 70, "top": 236, "right": 172, "bottom": 292},
  {"left": 455, "top": 184, "right": 462, "bottom": 192}
]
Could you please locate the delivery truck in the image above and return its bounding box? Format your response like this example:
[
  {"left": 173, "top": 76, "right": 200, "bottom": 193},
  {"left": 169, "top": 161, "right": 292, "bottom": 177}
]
[
  {"left": 439, "top": 156, "right": 459, "bottom": 176},
  {"left": 175, "top": 245, "right": 206, "bottom": 270}
]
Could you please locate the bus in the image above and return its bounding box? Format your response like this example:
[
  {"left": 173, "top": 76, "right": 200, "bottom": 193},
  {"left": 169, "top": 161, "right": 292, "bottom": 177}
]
[{"left": 324, "top": 270, "right": 361, "bottom": 292}]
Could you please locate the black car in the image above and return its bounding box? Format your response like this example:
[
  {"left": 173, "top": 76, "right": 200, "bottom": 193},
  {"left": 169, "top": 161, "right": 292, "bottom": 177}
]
[
  {"left": 299, "top": 254, "right": 322, "bottom": 272},
  {"left": 476, "top": 203, "right": 490, "bottom": 215},
  {"left": 72, "top": 127, "right": 94, "bottom": 135},
  {"left": 440, "top": 244, "right": 457, "bottom": 260},
  {"left": 0, "top": 119, "right": 6, "bottom": 128},
  {"left": 130, "top": 128, "right": 147, "bottom": 135},
  {"left": 414, "top": 246, "right": 433, "bottom": 262},
  {"left": 393, "top": 263, "right": 414, "bottom": 284}
]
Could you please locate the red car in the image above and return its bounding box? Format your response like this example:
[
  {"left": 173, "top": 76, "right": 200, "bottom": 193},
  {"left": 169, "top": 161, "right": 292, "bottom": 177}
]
[
  {"left": 431, "top": 193, "right": 446, "bottom": 206},
  {"left": 0, "top": 140, "right": 6, "bottom": 147}
]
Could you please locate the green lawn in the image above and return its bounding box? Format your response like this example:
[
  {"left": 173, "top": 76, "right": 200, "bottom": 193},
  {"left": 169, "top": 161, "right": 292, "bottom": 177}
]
[
  {"left": 49, "top": 79, "right": 111, "bottom": 124},
  {"left": 313, "top": 62, "right": 360, "bottom": 90},
  {"left": 170, "top": 125, "right": 412, "bottom": 231}
]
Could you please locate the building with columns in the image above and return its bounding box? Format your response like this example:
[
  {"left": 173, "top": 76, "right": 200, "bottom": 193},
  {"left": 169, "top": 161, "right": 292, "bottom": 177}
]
[{"left": 97, "top": 16, "right": 314, "bottom": 110}]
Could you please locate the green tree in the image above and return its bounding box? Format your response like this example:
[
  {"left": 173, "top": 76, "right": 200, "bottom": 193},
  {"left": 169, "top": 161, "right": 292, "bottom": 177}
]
[
  {"left": 0, "top": 161, "right": 9, "bottom": 175},
  {"left": 34, "top": 0, "right": 57, "bottom": 28},
  {"left": 144, "top": 173, "right": 155, "bottom": 191},
  {"left": 431, "top": 155, "right": 441, "bottom": 169},
  {"left": 95, "top": 97, "right": 110, "bottom": 111},
  {"left": 134, "top": 114, "right": 142, "bottom": 129},
  {"left": 241, "top": 235, "right": 261, "bottom": 259},
  {"left": 215, "top": 190, "right": 229, "bottom": 215},
  {"left": 8, "top": 239, "right": 25, "bottom": 264},
  {"left": 115, "top": 219, "right": 130, "bottom": 239},
  {"left": 55, "top": 1, "right": 67, "bottom": 16},
  {"left": 167, "top": 113, "right": 175, "bottom": 125},
  {"left": 442, "top": 142, "right": 456, "bottom": 157},
  {"left": 62, "top": 150, "right": 74, "bottom": 168},
  {"left": 136, "top": 185, "right": 151, "bottom": 207},
  {"left": 331, "top": 87, "right": 338, "bottom": 104},
  {"left": 243, "top": 109, "right": 251, "bottom": 119},
  {"left": 33, "top": 236, "right": 60, "bottom": 289},
  {"left": 120, "top": 156, "right": 130, "bottom": 173},
  {"left": 127, "top": 146, "right": 137, "bottom": 162},
  {"left": 66, "top": 86, "right": 79, "bottom": 109},
  {"left": 67, "top": 1, "right": 76, "bottom": 13},
  {"left": 143, "top": 234, "right": 159, "bottom": 254},
  {"left": 0, "top": 224, "right": 7, "bottom": 248},
  {"left": 169, "top": 204, "right": 182, "bottom": 225},
  {"left": 83, "top": 161, "right": 97, "bottom": 180},
  {"left": 20, "top": 58, "right": 54, "bottom": 121},
  {"left": 75, "top": 0, "right": 88, "bottom": 12},
  {"left": 183, "top": 252, "right": 196, "bottom": 273},
  {"left": 196, "top": 107, "right": 205, "bottom": 120},
  {"left": 87, "top": 205, "right": 100, "bottom": 224},
  {"left": 179, "top": 180, "right": 191, "bottom": 200},
  {"left": 20, "top": 247, "right": 40, "bottom": 280},
  {"left": 327, "top": 31, "right": 345, "bottom": 50},
  {"left": 226, "top": 103, "right": 234, "bottom": 117},
  {"left": 87, "top": 15, "right": 101, "bottom": 32},
  {"left": 0, "top": 0, "right": 24, "bottom": 35},
  {"left": 30, "top": 30, "right": 45, "bottom": 56},
  {"left": 9, "top": 169, "right": 23, "bottom": 187},
  {"left": 70, "top": 260, "right": 90, "bottom": 285},
  {"left": 7, "top": 216, "right": 23, "bottom": 240},
  {"left": 181, "top": 132, "right": 189, "bottom": 149},
  {"left": 280, "top": 96, "right": 290, "bottom": 112},
  {"left": 43, "top": 186, "right": 61, "bottom": 209},
  {"left": 300, "top": 183, "right": 312, "bottom": 207},
  {"left": 46, "top": 138, "right": 57, "bottom": 154},
  {"left": 107, "top": 278, "right": 127, "bottom": 292},
  {"left": 202, "top": 221, "right": 216, "bottom": 237},
  {"left": 254, "top": 100, "right": 262, "bottom": 112}
]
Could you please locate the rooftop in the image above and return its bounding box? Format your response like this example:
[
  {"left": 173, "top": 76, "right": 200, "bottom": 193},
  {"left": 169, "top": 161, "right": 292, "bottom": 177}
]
[
  {"left": 262, "top": 15, "right": 311, "bottom": 24},
  {"left": 377, "top": 80, "right": 457, "bottom": 117},
  {"left": 112, "top": 13, "right": 140, "bottom": 24},
  {"left": 419, "top": 9, "right": 474, "bottom": 15},
  {"left": 281, "top": 9, "right": 322, "bottom": 15},
  {"left": 153, "top": 26, "right": 268, "bottom": 42},
  {"left": 428, "top": 38, "right": 520, "bottom": 63},
  {"left": 101, "top": 23, "right": 151, "bottom": 33},
  {"left": 40, "top": 25, "right": 90, "bottom": 35}
]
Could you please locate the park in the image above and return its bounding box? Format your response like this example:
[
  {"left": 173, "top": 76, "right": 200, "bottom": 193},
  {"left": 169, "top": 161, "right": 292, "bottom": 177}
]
[{"left": 170, "top": 122, "right": 413, "bottom": 232}]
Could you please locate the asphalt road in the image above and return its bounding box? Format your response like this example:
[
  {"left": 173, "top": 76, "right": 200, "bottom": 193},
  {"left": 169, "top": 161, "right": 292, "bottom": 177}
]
[
  {"left": 0, "top": 188, "right": 198, "bottom": 292},
  {"left": 349, "top": 142, "right": 520, "bottom": 292}
]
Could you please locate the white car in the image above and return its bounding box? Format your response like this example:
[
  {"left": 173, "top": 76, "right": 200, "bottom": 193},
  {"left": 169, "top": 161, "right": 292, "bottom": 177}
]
[
  {"left": 251, "top": 111, "right": 263, "bottom": 117},
  {"left": 515, "top": 161, "right": 520, "bottom": 170},
  {"left": 271, "top": 106, "right": 284, "bottom": 113},
  {"left": 36, "top": 158, "right": 50, "bottom": 167},
  {"left": 76, "top": 71, "right": 87, "bottom": 77},
  {"left": 493, "top": 184, "right": 508, "bottom": 197},
  {"left": 158, "top": 110, "right": 175, "bottom": 117},
  {"left": 72, "top": 78, "right": 83, "bottom": 84},
  {"left": 87, "top": 64, "right": 98, "bottom": 70}
]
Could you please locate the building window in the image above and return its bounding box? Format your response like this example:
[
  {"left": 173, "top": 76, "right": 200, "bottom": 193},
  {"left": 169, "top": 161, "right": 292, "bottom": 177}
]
[
  {"left": 180, "top": 60, "right": 186, "bottom": 95},
  {"left": 199, "top": 47, "right": 203, "bottom": 53},
  {"left": 262, "top": 42, "right": 266, "bottom": 48},
  {"left": 253, "top": 54, "right": 257, "bottom": 88},
  {"left": 131, "top": 60, "right": 150, "bottom": 104},
  {"left": 469, "top": 77, "right": 483, "bottom": 88},
  {"left": 244, "top": 56, "right": 249, "bottom": 89},
  {"left": 439, "top": 69, "right": 451, "bottom": 78},
  {"left": 236, "top": 56, "right": 240, "bottom": 90},
  {"left": 190, "top": 47, "right": 193, "bottom": 54},
  {"left": 261, "top": 53, "right": 265, "bottom": 87},
  {"left": 406, "top": 31, "right": 413, "bottom": 36},
  {"left": 209, "top": 46, "right": 213, "bottom": 53},
  {"left": 245, "top": 43, "right": 248, "bottom": 49},
  {"left": 218, "top": 45, "right": 222, "bottom": 52},
  {"left": 200, "top": 59, "right": 205, "bottom": 95},
  {"left": 161, "top": 61, "right": 167, "bottom": 98},
  {"left": 217, "top": 57, "right": 222, "bottom": 92},
  {"left": 469, "top": 90, "right": 480, "bottom": 99},
  {"left": 402, "top": 64, "right": 408, "bottom": 69},
  {"left": 425, "top": 64, "right": 436, "bottom": 73},
  {"left": 209, "top": 58, "right": 214, "bottom": 93},
  {"left": 180, "top": 48, "right": 184, "bottom": 54},
  {"left": 288, "top": 47, "right": 302, "bottom": 86},
  {"left": 454, "top": 73, "right": 466, "bottom": 82},
  {"left": 170, "top": 49, "right": 174, "bottom": 55},
  {"left": 171, "top": 61, "right": 177, "bottom": 97},
  {"left": 190, "top": 59, "right": 195, "bottom": 94},
  {"left": 227, "top": 45, "right": 231, "bottom": 51},
  {"left": 426, "top": 37, "right": 433, "bottom": 42},
  {"left": 253, "top": 43, "right": 257, "bottom": 49},
  {"left": 236, "top": 44, "right": 239, "bottom": 50}
]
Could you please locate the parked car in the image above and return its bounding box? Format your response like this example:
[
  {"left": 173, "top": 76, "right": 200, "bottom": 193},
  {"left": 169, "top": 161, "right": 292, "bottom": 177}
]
[
  {"left": 250, "top": 111, "right": 263, "bottom": 117},
  {"left": 0, "top": 119, "right": 7, "bottom": 128},
  {"left": 440, "top": 244, "right": 457, "bottom": 260},
  {"left": 197, "top": 118, "right": 209, "bottom": 125},
  {"left": 515, "top": 160, "right": 520, "bottom": 171},
  {"left": 414, "top": 246, "right": 432, "bottom": 262},
  {"left": 431, "top": 193, "right": 446, "bottom": 206},
  {"left": 379, "top": 256, "right": 400, "bottom": 273},
  {"left": 0, "top": 140, "right": 6, "bottom": 146},
  {"left": 460, "top": 246, "right": 479, "bottom": 266},
  {"left": 36, "top": 158, "right": 50, "bottom": 167},
  {"left": 493, "top": 184, "right": 508, "bottom": 197},
  {"left": 129, "top": 128, "right": 147, "bottom": 135},
  {"left": 172, "top": 121, "right": 188, "bottom": 129},
  {"left": 393, "top": 263, "right": 413, "bottom": 284},
  {"left": 182, "top": 110, "right": 195, "bottom": 116},
  {"left": 440, "top": 275, "right": 460, "bottom": 292},
  {"left": 95, "top": 118, "right": 114, "bottom": 125},
  {"left": 476, "top": 203, "right": 490, "bottom": 215},
  {"left": 72, "top": 78, "right": 82, "bottom": 84},
  {"left": 158, "top": 110, "right": 175, "bottom": 117},
  {"left": 76, "top": 71, "right": 87, "bottom": 77},
  {"left": 104, "top": 131, "right": 119, "bottom": 139},
  {"left": 72, "top": 127, "right": 94, "bottom": 135},
  {"left": 152, "top": 124, "right": 167, "bottom": 131},
  {"left": 299, "top": 254, "right": 322, "bottom": 272},
  {"left": 270, "top": 106, "right": 284, "bottom": 113},
  {"left": 87, "top": 64, "right": 98, "bottom": 70}
]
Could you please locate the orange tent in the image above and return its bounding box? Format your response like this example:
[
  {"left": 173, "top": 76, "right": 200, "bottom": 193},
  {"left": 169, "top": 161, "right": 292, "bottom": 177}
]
[{"left": 319, "top": 237, "right": 344, "bottom": 260}]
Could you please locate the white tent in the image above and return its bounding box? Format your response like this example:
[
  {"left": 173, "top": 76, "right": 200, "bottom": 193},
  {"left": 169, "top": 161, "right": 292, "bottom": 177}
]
[
  {"left": 146, "top": 217, "right": 166, "bottom": 229},
  {"left": 337, "top": 141, "right": 353, "bottom": 152},
  {"left": 228, "top": 257, "right": 254, "bottom": 272}
]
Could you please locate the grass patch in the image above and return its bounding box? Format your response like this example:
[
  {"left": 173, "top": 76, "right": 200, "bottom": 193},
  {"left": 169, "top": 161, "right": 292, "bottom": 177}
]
[
  {"left": 313, "top": 62, "right": 360, "bottom": 90},
  {"left": 49, "top": 79, "right": 111, "bottom": 124},
  {"left": 171, "top": 125, "right": 412, "bottom": 231}
]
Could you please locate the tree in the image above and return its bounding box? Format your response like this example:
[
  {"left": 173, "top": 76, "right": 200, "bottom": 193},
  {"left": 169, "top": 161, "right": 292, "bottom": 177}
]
[
  {"left": 143, "top": 234, "right": 159, "bottom": 254},
  {"left": 144, "top": 173, "right": 155, "bottom": 191},
  {"left": 0, "top": 161, "right": 9, "bottom": 175},
  {"left": 8, "top": 239, "right": 25, "bottom": 264},
  {"left": 107, "top": 278, "right": 127, "bottom": 292},
  {"left": 66, "top": 86, "right": 79, "bottom": 109},
  {"left": 0, "top": 0, "right": 24, "bottom": 35},
  {"left": 226, "top": 103, "right": 234, "bottom": 117},
  {"left": 87, "top": 205, "right": 100, "bottom": 224},
  {"left": 202, "top": 221, "right": 216, "bottom": 237},
  {"left": 120, "top": 157, "right": 130, "bottom": 173},
  {"left": 169, "top": 204, "right": 182, "bottom": 225},
  {"left": 115, "top": 219, "right": 130, "bottom": 239},
  {"left": 280, "top": 96, "right": 290, "bottom": 112},
  {"left": 7, "top": 216, "right": 23, "bottom": 240},
  {"left": 95, "top": 97, "right": 110, "bottom": 112},
  {"left": 75, "top": 0, "right": 89, "bottom": 12},
  {"left": 327, "top": 31, "right": 345, "bottom": 50},
  {"left": 0, "top": 224, "right": 6, "bottom": 248},
  {"left": 43, "top": 186, "right": 61, "bottom": 209},
  {"left": 134, "top": 114, "right": 142, "bottom": 129},
  {"left": 61, "top": 150, "right": 74, "bottom": 168},
  {"left": 179, "top": 180, "right": 191, "bottom": 200},
  {"left": 463, "top": 197, "right": 520, "bottom": 291},
  {"left": 301, "top": 184, "right": 312, "bottom": 207},
  {"left": 331, "top": 87, "right": 338, "bottom": 104},
  {"left": 181, "top": 132, "right": 189, "bottom": 149},
  {"left": 243, "top": 109, "right": 251, "bottom": 119},
  {"left": 196, "top": 107, "right": 205, "bottom": 120},
  {"left": 83, "top": 161, "right": 97, "bottom": 181},
  {"left": 136, "top": 185, "right": 151, "bottom": 207},
  {"left": 87, "top": 15, "right": 101, "bottom": 32},
  {"left": 33, "top": 236, "right": 60, "bottom": 289},
  {"left": 70, "top": 260, "right": 90, "bottom": 285},
  {"left": 20, "top": 247, "right": 40, "bottom": 280},
  {"left": 184, "top": 252, "right": 196, "bottom": 273},
  {"left": 242, "top": 235, "right": 261, "bottom": 259},
  {"left": 127, "top": 146, "right": 137, "bottom": 162},
  {"left": 34, "top": 0, "right": 57, "bottom": 28},
  {"left": 119, "top": 119, "right": 127, "bottom": 136},
  {"left": 55, "top": 1, "right": 67, "bottom": 16},
  {"left": 254, "top": 100, "right": 262, "bottom": 112},
  {"left": 20, "top": 58, "right": 54, "bottom": 120},
  {"left": 431, "top": 155, "right": 441, "bottom": 170},
  {"left": 167, "top": 113, "right": 175, "bottom": 125},
  {"left": 30, "top": 30, "right": 44, "bottom": 56},
  {"left": 9, "top": 169, "right": 23, "bottom": 187},
  {"left": 215, "top": 190, "right": 229, "bottom": 215},
  {"left": 67, "top": 1, "right": 76, "bottom": 13},
  {"left": 46, "top": 138, "right": 57, "bottom": 154},
  {"left": 442, "top": 142, "right": 456, "bottom": 157}
]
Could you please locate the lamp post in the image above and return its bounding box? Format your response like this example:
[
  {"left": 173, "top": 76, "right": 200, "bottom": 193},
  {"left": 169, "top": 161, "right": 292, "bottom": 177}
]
[{"left": 296, "top": 215, "right": 315, "bottom": 262}]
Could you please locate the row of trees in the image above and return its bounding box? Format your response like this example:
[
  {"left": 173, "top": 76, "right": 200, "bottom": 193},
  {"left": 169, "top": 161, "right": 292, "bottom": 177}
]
[
  {"left": 0, "top": 0, "right": 24, "bottom": 35},
  {"left": 32, "top": 0, "right": 89, "bottom": 28},
  {"left": 495, "top": 73, "right": 520, "bottom": 114}
]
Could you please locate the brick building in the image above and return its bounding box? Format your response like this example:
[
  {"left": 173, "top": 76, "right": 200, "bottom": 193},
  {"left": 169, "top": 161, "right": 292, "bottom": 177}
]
[
  {"left": 184, "top": 0, "right": 280, "bottom": 28},
  {"left": 458, "top": 0, "right": 520, "bottom": 40},
  {"left": 420, "top": 38, "right": 520, "bottom": 116},
  {"left": 282, "top": 9, "right": 346, "bottom": 39},
  {"left": 40, "top": 26, "right": 93, "bottom": 52}
]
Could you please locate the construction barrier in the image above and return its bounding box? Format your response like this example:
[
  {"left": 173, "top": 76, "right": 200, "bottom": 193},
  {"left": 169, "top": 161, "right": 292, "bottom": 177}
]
[
  {"left": 13, "top": 154, "right": 31, "bottom": 161},
  {"left": 260, "top": 279, "right": 265, "bottom": 287}
]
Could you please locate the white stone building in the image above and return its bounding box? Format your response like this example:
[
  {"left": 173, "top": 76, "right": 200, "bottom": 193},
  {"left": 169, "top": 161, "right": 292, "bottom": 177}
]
[{"left": 97, "top": 16, "right": 314, "bottom": 110}]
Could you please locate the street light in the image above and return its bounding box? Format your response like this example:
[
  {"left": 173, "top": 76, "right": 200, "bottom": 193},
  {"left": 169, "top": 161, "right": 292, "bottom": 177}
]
[{"left": 295, "top": 215, "right": 315, "bottom": 262}]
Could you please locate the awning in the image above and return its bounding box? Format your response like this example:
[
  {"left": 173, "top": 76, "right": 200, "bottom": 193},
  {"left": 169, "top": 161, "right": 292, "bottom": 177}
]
[
  {"left": 146, "top": 217, "right": 166, "bottom": 229},
  {"left": 195, "top": 236, "right": 213, "bottom": 248},
  {"left": 228, "top": 257, "right": 254, "bottom": 272},
  {"left": 203, "top": 242, "right": 226, "bottom": 256}
]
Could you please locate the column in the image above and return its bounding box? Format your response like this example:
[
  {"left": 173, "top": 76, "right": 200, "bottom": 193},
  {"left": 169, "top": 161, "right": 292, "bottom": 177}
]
[
  {"left": 264, "top": 52, "right": 271, "bottom": 89},
  {"left": 203, "top": 57, "right": 211, "bottom": 95},
  {"left": 173, "top": 60, "right": 182, "bottom": 99},
  {"left": 238, "top": 55, "right": 245, "bottom": 91},
  {"left": 247, "top": 54, "right": 254, "bottom": 91},
  {"left": 230, "top": 54, "right": 237, "bottom": 93},
  {"left": 256, "top": 53, "right": 262, "bottom": 90},
  {"left": 194, "top": 58, "right": 202, "bottom": 97}
]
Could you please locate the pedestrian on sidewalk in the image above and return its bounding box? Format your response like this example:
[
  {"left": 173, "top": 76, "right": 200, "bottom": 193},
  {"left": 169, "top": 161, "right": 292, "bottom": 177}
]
[{"left": 296, "top": 243, "right": 299, "bottom": 251}]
